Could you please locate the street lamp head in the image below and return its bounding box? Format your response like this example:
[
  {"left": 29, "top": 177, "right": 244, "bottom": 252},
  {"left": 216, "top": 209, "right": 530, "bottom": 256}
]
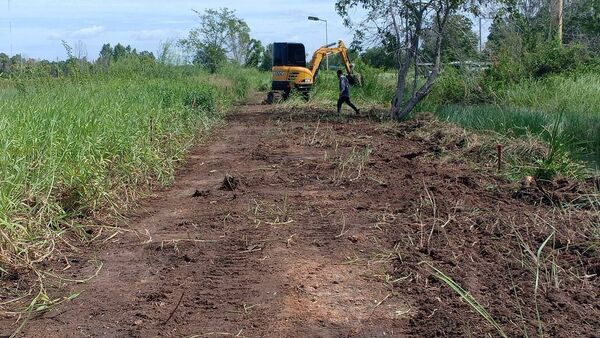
[{"left": 308, "top": 16, "right": 320, "bottom": 21}]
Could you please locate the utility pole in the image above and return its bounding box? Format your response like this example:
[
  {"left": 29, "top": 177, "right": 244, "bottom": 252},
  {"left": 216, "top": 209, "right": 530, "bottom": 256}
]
[
  {"left": 308, "top": 16, "right": 329, "bottom": 70},
  {"left": 557, "top": 0, "right": 564, "bottom": 44},
  {"left": 479, "top": 17, "right": 483, "bottom": 52}
]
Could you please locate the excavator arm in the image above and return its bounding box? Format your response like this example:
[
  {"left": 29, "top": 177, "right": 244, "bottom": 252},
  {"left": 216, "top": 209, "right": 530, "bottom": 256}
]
[{"left": 309, "top": 40, "right": 354, "bottom": 81}]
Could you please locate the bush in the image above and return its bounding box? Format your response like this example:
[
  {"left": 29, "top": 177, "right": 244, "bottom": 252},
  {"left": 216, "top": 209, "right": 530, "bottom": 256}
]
[
  {"left": 427, "top": 66, "right": 487, "bottom": 105},
  {"left": 525, "top": 42, "right": 591, "bottom": 78},
  {"left": 484, "top": 41, "right": 594, "bottom": 87}
]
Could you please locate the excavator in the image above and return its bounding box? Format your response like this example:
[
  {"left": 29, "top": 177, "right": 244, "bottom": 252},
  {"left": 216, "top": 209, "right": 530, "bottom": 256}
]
[{"left": 266, "top": 40, "right": 362, "bottom": 103}]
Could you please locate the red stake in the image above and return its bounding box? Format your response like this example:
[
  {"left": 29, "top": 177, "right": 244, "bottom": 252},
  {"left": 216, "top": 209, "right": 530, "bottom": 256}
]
[{"left": 497, "top": 144, "right": 503, "bottom": 171}]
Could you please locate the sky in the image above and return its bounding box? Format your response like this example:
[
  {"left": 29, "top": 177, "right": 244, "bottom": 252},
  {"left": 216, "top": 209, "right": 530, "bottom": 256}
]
[{"left": 0, "top": 0, "right": 357, "bottom": 60}]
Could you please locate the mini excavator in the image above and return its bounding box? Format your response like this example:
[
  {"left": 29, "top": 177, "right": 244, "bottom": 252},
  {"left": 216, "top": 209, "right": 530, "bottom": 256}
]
[{"left": 266, "top": 40, "right": 362, "bottom": 103}]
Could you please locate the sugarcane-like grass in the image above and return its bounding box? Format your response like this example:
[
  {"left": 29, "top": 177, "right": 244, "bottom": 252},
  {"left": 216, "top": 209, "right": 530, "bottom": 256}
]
[{"left": 0, "top": 69, "right": 259, "bottom": 277}]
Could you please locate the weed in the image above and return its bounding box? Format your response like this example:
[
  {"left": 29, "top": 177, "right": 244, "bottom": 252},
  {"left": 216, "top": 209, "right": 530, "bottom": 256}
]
[
  {"left": 332, "top": 146, "right": 372, "bottom": 183},
  {"left": 249, "top": 195, "right": 294, "bottom": 227},
  {"left": 424, "top": 263, "right": 508, "bottom": 338}
]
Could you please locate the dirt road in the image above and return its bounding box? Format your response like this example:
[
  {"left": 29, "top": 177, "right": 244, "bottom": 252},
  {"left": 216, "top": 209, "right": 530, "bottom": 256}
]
[{"left": 2, "top": 103, "right": 598, "bottom": 337}]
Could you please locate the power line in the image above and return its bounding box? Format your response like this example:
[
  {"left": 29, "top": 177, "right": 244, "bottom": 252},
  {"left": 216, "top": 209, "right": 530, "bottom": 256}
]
[{"left": 8, "top": 0, "right": 13, "bottom": 55}]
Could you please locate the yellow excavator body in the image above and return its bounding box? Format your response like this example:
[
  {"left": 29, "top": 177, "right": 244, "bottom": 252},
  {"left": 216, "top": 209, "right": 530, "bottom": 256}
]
[
  {"left": 271, "top": 65, "right": 314, "bottom": 92},
  {"left": 266, "top": 40, "right": 361, "bottom": 103}
]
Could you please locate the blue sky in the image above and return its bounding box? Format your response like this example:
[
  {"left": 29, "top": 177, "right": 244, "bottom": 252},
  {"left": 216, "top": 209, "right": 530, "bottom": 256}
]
[{"left": 0, "top": 0, "right": 356, "bottom": 60}]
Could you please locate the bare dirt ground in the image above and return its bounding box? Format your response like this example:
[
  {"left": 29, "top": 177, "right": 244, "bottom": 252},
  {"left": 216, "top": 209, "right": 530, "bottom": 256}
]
[{"left": 1, "top": 101, "right": 599, "bottom": 337}]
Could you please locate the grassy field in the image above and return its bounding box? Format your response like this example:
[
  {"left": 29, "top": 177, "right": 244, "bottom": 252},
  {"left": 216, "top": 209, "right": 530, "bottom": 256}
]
[
  {"left": 427, "top": 72, "right": 600, "bottom": 170},
  {"left": 307, "top": 67, "right": 599, "bottom": 174},
  {"left": 1, "top": 61, "right": 596, "bottom": 276},
  {"left": 0, "top": 64, "right": 267, "bottom": 274}
]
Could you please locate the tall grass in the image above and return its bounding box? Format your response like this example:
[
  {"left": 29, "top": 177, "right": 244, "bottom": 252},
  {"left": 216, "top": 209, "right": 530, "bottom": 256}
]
[
  {"left": 310, "top": 65, "right": 396, "bottom": 105},
  {"left": 0, "top": 64, "right": 258, "bottom": 274},
  {"left": 428, "top": 72, "right": 600, "bottom": 169}
]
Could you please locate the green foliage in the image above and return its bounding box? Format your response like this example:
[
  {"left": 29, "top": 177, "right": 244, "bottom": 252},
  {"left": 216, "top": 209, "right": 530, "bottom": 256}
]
[
  {"left": 245, "top": 39, "right": 264, "bottom": 68},
  {"left": 193, "top": 43, "right": 227, "bottom": 73},
  {"left": 526, "top": 42, "right": 591, "bottom": 78},
  {"left": 179, "top": 7, "right": 260, "bottom": 72},
  {"left": 259, "top": 43, "right": 273, "bottom": 72},
  {"left": 426, "top": 66, "right": 486, "bottom": 105},
  {"left": 563, "top": 0, "right": 600, "bottom": 54},
  {"left": 0, "top": 61, "right": 262, "bottom": 273},
  {"left": 422, "top": 14, "right": 479, "bottom": 62},
  {"left": 361, "top": 47, "right": 396, "bottom": 70},
  {"left": 310, "top": 61, "right": 395, "bottom": 104},
  {"left": 0, "top": 42, "right": 159, "bottom": 80}
]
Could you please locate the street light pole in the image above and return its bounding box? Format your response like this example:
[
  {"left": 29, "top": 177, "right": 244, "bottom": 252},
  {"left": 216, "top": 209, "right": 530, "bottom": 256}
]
[
  {"left": 308, "top": 16, "right": 329, "bottom": 70},
  {"left": 325, "top": 19, "right": 328, "bottom": 70}
]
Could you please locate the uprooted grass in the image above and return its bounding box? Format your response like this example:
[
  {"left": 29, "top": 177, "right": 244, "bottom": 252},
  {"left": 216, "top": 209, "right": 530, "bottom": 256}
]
[
  {"left": 281, "top": 108, "right": 599, "bottom": 336},
  {"left": 425, "top": 263, "right": 509, "bottom": 338},
  {"left": 371, "top": 186, "right": 599, "bottom": 336},
  {"left": 383, "top": 112, "right": 588, "bottom": 180},
  {"left": 331, "top": 146, "right": 372, "bottom": 184},
  {"left": 268, "top": 104, "right": 597, "bottom": 210}
]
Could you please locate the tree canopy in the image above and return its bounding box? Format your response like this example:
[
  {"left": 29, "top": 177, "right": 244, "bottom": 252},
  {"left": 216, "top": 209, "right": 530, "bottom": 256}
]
[
  {"left": 179, "top": 8, "right": 263, "bottom": 72},
  {"left": 336, "top": 0, "right": 484, "bottom": 118}
]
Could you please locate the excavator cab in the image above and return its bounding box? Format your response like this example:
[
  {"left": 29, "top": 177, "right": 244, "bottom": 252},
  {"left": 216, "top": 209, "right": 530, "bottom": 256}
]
[{"left": 268, "top": 43, "right": 314, "bottom": 103}]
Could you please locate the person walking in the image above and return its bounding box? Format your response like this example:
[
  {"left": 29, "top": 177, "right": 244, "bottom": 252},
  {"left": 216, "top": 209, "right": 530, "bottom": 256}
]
[{"left": 337, "top": 70, "right": 360, "bottom": 115}]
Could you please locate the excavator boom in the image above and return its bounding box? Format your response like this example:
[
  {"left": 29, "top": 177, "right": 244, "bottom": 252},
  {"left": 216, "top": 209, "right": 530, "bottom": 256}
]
[{"left": 309, "top": 40, "right": 354, "bottom": 81}]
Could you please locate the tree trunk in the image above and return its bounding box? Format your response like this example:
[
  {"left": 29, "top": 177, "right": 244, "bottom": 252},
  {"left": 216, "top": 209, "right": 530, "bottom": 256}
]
[
  {"left": 391, "top": 6, "right": 425, "bottom": 119},
  {"left": 393, "top": 2, "right": 449, "bottom": 120}
]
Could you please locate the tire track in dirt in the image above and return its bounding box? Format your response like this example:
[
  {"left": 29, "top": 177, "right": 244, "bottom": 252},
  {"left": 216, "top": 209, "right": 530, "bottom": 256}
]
[
  {"left": 4, "top": 103, "right": 598, "bottom": 337},
  {"left": 7, "top": 104, "right": 409, "bottom": 337}
]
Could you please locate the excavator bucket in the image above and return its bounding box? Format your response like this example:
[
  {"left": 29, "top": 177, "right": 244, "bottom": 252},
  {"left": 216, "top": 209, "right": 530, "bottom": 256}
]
[{"left": 348, "top": 73, "right": 363, "bottom": 87}]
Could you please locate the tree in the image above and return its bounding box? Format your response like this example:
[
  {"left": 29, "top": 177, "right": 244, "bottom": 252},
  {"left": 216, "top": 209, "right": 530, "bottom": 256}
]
[
  {"left": 361, "top": 46, "right": 396, "bottom": 69},
  {"left": 180, "top": 8, "right": 258, "bottom": 71},
  {"left": 563, "top": 0, "right": 599, "bottom": 54},
  {"left": 193, "top": 44, "right": 227, "bottom": 72},
  {"left": 422, "top": 14, "right": 479, "bottom": 62},
  {"left": 139, "top": 51, "right": 156, "bottom": 61},
  {"left": 0, "top": 53, "right": 10, "bottom": 75},
  {"left": 336, "top": 0, "right": 482, "bottom": 119},
  {"left": 245, "top": 39, "right": 264, "bottom": 68},
  {"left": 487, "top": 0, "right": 599, "bottom": 55},
  {"left": 98, "top": 43, "right": 113, "bottom": 68},
  {"left": 112, "top": 43, "right": 129, "bottom": 61},
  {"left": 259, "top": 43, "right": 273, "bottom": 71}
]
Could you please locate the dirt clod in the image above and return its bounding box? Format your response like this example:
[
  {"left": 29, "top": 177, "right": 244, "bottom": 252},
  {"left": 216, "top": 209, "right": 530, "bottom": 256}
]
[
  {"left": 192, "top": 189, "right": 210, "bottom": 197},
  {"left": 219, "top": 175, "right": 239, "bottom": 191}
]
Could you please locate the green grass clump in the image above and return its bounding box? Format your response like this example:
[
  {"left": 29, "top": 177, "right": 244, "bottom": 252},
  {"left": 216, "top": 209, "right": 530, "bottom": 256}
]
[
  {"left": 0, "top": 65, "right": 257, "bottom": 275},
  {"left": 310, "top": 65, "right": 396, "bottom": 106},
  {"left": 427, "top": 71, "right": 600, "bottom": 171}
]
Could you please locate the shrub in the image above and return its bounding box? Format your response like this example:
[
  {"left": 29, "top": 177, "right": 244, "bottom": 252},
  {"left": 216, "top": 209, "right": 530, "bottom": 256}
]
[{"left": 525, "top": 42, "right": 591, "bottom": 78}]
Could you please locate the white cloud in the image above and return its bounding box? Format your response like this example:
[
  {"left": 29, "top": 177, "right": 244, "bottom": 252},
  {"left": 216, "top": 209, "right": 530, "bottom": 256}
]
[
  {"left": 10, "top": 0, "right": 355, "bottom": 60},
  {"left": 73, "top": 25, "right": 106, "bottom": 38},
  {"left": 48, "top": 25, "right": 106, "bottom": 40},
  {"left": 133, "top": 29, "right": 175, "bottom": 41}
]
